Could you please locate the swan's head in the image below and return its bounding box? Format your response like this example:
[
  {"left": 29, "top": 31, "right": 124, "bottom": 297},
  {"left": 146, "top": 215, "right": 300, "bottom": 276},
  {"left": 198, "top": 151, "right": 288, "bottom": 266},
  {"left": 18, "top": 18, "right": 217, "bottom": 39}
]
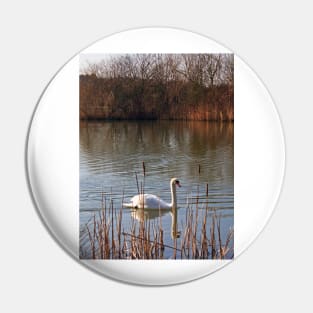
[{"left": 171, "top": 178, "right": 181, "bottom": 188}]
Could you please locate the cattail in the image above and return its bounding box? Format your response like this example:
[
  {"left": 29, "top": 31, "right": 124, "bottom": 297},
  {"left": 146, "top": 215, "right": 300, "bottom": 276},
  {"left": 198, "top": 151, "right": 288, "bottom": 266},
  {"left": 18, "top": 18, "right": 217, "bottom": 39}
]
[
  {"left": 81, "top": 189, "right": 233, "bottom": 260},
  {"left": 142, "top": 161, "right": 146, "bottom": 176}
]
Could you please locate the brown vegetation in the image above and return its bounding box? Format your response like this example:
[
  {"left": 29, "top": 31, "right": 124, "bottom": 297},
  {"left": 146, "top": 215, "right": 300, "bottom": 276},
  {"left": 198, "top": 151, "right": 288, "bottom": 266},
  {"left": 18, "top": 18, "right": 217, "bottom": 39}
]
[
  {"left": 79, "top": 198, "right": 234, "bottom": 260},
  {"left": 80, "top": 54, "right": 234, "bottom": 121}
]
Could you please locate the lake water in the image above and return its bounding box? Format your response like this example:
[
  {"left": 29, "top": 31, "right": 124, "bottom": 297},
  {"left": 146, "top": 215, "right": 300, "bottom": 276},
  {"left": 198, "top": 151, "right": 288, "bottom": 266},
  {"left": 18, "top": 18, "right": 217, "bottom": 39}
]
[{"left": 80, "top": 120, "right": 234, "bottom": 259}]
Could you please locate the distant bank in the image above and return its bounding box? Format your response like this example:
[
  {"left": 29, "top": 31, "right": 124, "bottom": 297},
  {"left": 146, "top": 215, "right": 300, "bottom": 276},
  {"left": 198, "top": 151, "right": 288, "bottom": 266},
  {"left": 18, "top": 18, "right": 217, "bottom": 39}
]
[{"left": 80, "top": 74, "right": 233, "bottom": 121}]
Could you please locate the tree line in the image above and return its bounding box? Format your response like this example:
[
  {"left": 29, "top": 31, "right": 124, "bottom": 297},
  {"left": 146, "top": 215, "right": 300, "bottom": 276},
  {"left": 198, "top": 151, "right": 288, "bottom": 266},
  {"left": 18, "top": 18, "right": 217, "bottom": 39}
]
[{"left": 80, "top": 54, "right": 234, "bottom": 121}]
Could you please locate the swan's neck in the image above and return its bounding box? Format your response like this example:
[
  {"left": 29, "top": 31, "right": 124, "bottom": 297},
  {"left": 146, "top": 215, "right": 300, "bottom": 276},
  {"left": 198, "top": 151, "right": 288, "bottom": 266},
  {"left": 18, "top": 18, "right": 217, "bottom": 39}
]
[
  {"left": 170, "top": 182, "right": 178, "bottom": 238},
  {"left": 170, "top": 183, "right": 177, "bottom": 210}
]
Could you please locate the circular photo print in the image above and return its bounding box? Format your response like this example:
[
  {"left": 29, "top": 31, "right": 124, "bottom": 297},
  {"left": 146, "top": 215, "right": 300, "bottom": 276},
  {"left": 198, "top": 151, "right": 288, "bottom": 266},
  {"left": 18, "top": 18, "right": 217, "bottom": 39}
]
[{"left": 27, "top": 27, "right": 285, "bottom": 285}]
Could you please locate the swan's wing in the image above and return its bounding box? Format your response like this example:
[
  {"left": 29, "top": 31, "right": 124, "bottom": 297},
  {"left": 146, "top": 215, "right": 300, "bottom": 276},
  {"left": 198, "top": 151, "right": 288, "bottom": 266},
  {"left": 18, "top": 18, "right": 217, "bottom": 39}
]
[
  {"left": 142, "top": 194, "right": 170, "bottom": 209},
  {"left": 122, "top": 195, "right": 141, "bottom": 208},
  {"left": 124, "top": 194, "right": 170, "bottom": 209}
]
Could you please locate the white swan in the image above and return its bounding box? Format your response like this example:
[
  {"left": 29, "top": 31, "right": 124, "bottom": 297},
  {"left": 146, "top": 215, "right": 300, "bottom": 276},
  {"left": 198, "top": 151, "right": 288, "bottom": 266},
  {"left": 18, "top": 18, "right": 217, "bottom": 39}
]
[{"left": 123, "top": 178, "right": 181, "bottom": 209}]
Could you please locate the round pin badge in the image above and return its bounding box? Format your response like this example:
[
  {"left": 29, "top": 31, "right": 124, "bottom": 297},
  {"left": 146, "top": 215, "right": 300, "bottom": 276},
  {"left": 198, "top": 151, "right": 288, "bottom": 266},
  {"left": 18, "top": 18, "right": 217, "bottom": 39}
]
[{"left": 26, "top": 27, "right": 285, "bottom": 286}]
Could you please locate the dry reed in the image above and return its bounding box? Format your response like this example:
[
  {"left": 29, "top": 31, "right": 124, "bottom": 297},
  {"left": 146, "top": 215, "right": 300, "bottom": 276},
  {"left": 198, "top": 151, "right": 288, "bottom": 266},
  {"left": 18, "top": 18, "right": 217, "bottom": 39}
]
[{"left": 80, "top": 200, "right": 233, "bottom": 260}]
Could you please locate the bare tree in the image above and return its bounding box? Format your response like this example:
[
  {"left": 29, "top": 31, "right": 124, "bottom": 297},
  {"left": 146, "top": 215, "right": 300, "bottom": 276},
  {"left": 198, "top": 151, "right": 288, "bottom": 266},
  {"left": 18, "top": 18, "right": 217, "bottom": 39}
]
[{"left": 80, "top": 53, "right": 234, "bottom": 120}]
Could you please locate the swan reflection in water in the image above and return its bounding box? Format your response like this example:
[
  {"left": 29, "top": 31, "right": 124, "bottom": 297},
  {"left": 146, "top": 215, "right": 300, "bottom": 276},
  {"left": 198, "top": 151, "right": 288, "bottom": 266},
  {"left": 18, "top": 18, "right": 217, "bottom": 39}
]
[{"left": 130, "top": 207, "right": 181, "bottom": 239}]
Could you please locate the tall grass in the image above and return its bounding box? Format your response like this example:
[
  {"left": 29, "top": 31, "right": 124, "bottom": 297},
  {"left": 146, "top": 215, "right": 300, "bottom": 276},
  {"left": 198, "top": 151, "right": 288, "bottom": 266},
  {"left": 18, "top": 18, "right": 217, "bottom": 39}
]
[{"left": 80, "top": 199, "right": 233, "bottom": 260}]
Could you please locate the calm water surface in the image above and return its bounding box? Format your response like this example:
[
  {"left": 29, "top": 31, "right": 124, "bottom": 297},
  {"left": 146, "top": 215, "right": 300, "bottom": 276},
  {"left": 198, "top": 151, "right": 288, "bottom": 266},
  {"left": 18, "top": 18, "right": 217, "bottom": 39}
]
[{"left": 80, "top": 120, "right": 234, "bottom": 259}]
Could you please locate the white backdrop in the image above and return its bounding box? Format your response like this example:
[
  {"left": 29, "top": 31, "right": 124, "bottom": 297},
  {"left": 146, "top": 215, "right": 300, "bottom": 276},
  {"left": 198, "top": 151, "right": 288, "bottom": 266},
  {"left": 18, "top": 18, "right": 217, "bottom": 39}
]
[{"left": 0, "top": 0, "right": 312, "bottom": 312}]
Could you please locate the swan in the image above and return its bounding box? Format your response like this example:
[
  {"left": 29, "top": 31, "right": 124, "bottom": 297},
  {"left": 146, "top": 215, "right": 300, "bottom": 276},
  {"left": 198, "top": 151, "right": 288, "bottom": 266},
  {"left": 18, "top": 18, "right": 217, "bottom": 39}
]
[{"left": 123, "top": 178, "right": 181, "bottom": 209}]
